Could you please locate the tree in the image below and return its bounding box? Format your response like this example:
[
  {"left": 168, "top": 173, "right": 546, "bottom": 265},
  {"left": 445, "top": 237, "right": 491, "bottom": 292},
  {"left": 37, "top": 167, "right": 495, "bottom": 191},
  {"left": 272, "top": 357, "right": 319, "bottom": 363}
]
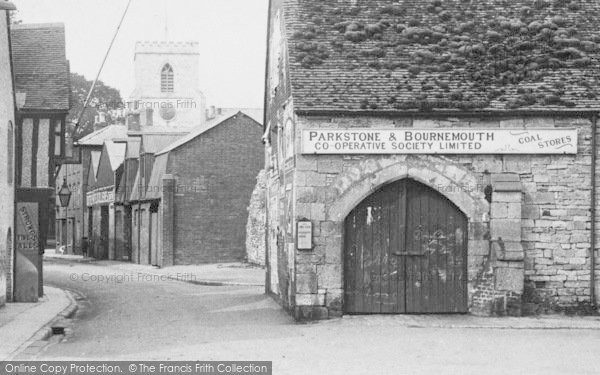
[
  {"left": 68, "top": 73, "right": 123, "bottom": 140},
  {"left": 9, "top": 9, "right": 22, "bottom": 25}
]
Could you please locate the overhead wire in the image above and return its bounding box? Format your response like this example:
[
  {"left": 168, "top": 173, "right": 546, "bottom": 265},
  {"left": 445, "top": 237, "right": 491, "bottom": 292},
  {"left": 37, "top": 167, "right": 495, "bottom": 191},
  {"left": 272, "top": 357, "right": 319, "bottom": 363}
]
[{"left": 74, "top": 0, "right": 133, "bottom": 131}]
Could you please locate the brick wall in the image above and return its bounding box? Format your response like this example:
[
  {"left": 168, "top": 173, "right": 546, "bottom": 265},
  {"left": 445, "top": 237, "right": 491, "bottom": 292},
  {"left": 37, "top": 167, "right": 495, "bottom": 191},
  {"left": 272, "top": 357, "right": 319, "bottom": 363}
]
[
  {"left": 168, "top": 113, "right": 264, "bottom": 264},
  {"left": 267, "top": 113, "right": 600, "bottom": 319}
]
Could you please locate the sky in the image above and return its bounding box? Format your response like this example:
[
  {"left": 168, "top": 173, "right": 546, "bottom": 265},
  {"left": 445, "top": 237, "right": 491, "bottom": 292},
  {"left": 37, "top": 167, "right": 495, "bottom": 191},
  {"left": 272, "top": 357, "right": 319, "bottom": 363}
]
[{"left": 12, "top": 0, "right": 269, "bottom": 108}]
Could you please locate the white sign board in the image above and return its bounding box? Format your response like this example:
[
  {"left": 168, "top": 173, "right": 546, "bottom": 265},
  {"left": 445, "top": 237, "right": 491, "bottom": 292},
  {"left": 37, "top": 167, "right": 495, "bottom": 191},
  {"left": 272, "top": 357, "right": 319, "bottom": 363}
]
[
  {"left": 87, "top": 186, "right": 115, "bottom": 206},
  {"left": 301, "top": 129, "right": 578, "bottom": 155},
  {"left": 297, "top": 221, "right": 313, "bottom": 250}
]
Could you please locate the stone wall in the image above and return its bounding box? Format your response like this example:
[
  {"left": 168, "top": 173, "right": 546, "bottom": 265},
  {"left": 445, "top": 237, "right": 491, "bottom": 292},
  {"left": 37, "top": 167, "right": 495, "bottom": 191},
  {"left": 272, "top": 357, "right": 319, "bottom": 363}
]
[
  {"left": 266, "top": 113, "right": 600, "bottom": 320},
  {"left": 246, "top": 170, "right": 267, "bottom": 266}
]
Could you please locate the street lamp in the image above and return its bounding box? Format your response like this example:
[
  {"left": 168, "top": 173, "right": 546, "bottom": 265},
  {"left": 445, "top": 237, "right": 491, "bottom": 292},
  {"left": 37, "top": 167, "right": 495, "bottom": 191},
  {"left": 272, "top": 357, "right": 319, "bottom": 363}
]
[{"left": 58, "top": 178, "right": 72, "bottom": 208}]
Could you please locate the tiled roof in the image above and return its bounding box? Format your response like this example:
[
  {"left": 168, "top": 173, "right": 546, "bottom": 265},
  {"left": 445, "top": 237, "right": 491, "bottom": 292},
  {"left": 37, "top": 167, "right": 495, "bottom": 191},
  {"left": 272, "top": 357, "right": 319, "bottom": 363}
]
[
  {"left": 283, "top": 0, "right": 600, "bottom": 113},
  {"left": 77, "top": 125, "right": 128, "bottom": 146},
  {"left": 11, "top": 23, "right": 70, "bottom": 111}
]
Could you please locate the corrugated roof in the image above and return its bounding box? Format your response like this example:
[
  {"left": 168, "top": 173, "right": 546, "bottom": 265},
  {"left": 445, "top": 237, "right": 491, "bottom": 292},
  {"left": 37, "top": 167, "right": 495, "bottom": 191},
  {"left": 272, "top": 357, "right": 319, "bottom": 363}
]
[
  {"left": 125, "top": 138, "right": 141, "bottom": 159},
  {"left": 282, "top": 0, "right": 600, "bottom": 113},
  {"left": 115, "top": 166, "right": 126, "bottom": 203},
  {"left": 77, "top": 125, "right": 128, "bottom": 146},
  {"left": 157, "top": 112, "right": 259, "bottom": 155},
  {"left": 129, "top": 170, "right": 142, "bottom": 202},
  {"left": 123, "top": 159, "right": 139, "bottom": 203},
  {"left": 141, "top": 133, "right": 187, "bottom": 154},
  {"left": 104, "top": 141, "right": 127, "bottom": 172},
  {"left": 11, "top": 23, "right": 70, "bottom": 111},
  {"left": 90, "top": 150, "right": 101, "bottom": 179},
  {"left": 145, "top": 153, "right": 168, "bottom": 200}
]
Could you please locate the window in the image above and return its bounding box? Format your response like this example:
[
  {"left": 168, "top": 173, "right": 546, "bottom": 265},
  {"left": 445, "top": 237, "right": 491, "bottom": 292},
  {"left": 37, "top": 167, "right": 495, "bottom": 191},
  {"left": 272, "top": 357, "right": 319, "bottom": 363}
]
[
  {"left": 161, "top": 64, "right": 174, "bottom": 93},
  {"left": 54, "top": 119, "right": 63, "bottom": 156},
  {"left": 7, "top": 121, "right": 13, "bottom": 184}
]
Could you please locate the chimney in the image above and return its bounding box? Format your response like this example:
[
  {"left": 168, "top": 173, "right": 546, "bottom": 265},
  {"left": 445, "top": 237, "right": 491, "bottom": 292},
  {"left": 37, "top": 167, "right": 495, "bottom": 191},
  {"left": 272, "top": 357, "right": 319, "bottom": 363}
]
[
  {"left": 127, "top": 113, "right": 141, "bottom": 132},
  {"left": 93, "top": 114, "right": 102, "bottom": 132},
  {"left": 145, "top": 108, "right": 154, "bottom": 127},
  {"left": 209, "top": 105, "right": 216, "bottom": 119}
]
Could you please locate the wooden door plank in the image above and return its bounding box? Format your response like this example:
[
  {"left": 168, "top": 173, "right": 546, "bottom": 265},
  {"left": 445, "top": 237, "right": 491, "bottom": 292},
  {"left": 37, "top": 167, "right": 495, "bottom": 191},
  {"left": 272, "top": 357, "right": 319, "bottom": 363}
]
[
  {"left": 397, "top": 180, "right": 407, "bottom": 313},
  {"left": 343, "top": 212, "right": 355, "bottom": 313},
  {"left": 379, "top": 184, "right": 394, "bottom": 313},
  {"left": 404, "top": 180, "right": 417, "bottom": 313}
]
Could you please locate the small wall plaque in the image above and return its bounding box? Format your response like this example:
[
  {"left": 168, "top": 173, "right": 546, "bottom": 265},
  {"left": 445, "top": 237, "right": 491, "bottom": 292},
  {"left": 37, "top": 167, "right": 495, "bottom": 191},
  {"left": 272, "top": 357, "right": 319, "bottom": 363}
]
[{"left": 297, "top": 221, "right": 313, "bottom": 250}]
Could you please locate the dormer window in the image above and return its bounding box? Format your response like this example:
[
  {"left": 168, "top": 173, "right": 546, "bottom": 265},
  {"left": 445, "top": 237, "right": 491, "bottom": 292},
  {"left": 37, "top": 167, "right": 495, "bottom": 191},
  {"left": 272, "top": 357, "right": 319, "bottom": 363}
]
[{"left": 161, "top": 64, "right": 174, "bottom": 93}]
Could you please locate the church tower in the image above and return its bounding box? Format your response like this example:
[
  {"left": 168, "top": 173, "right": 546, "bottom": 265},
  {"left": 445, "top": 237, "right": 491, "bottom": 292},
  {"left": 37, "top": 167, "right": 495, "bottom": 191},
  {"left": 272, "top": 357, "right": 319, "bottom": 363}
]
[{"left": 128, "top": 41, "right": 206, "bottom": 130}]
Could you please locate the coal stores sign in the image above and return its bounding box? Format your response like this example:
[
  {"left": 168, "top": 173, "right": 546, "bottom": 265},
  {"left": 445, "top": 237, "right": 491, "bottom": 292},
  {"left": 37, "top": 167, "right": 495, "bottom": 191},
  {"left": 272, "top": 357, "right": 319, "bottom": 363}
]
[{"left": 301, "top": 129, "right": 577, "bottom": 155}]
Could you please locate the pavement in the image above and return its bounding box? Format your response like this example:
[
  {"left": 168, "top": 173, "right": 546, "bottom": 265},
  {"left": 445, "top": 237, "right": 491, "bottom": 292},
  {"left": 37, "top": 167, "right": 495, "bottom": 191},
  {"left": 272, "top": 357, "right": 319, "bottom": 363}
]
[
  {"left": 44, "top": 249, "right": 265, "bottom": 287},
  {"left": 326, "top": 313, "right": 600, "bottom": 330},
  {"left": 0, "top": 286, "right": 76, "bottom": 360}
]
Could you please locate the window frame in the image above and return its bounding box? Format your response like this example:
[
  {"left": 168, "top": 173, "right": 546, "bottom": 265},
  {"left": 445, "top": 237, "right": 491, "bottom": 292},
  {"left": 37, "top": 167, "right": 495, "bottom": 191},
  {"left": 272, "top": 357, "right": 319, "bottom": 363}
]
[{"left": 160, "top": 64, "right": 174, "bottom": 93}]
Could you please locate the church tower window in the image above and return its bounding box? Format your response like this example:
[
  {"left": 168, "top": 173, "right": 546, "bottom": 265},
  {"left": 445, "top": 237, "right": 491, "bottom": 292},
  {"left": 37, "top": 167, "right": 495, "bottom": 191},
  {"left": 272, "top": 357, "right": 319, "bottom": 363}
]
[{"left": 161, "top": 64, "right": 174, "bottom": 93}]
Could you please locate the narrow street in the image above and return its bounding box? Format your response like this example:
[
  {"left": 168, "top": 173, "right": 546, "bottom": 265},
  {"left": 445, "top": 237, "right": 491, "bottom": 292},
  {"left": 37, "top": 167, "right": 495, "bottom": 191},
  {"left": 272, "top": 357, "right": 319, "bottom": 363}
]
[{"left": 41, "top": 260, "right": 600, "bottom": 375}]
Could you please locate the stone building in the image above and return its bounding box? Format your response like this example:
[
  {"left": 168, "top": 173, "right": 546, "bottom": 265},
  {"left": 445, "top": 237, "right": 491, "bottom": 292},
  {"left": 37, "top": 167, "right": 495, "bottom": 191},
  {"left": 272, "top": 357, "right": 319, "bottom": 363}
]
[
  {"left": 11, "top": 22, "right": 70, "bottom": 300},
  {"left": 142, "top": 112, "right": 264, "bottom": 266},
  {"left": 265, "top": 0, "right": 600, "bottom": 320},
  {"left": 128, "top": 41, "right": 207, "bottom": 130},
  {"left": 0, "top": 0, "right": 16, "bottom": 306}
]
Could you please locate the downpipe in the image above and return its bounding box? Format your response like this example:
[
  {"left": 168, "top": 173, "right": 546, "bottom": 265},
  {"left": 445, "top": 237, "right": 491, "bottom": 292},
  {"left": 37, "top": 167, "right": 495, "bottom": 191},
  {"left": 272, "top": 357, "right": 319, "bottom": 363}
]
[{"left": 591, "top": 113, "right": 597, "bottom": 308}]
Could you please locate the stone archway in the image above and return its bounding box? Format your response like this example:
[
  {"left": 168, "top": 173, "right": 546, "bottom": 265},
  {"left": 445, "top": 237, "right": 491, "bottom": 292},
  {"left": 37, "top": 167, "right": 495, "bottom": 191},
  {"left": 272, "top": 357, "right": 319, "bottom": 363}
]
[
  {"left": 343, "top": 178, "right": 469, "bottom": 313},
  {"left": 323, "top": 156, "right": 491, "bottom": 316},
  {"left": 328, "top": 156, "right": 489, "bottom": 223}
]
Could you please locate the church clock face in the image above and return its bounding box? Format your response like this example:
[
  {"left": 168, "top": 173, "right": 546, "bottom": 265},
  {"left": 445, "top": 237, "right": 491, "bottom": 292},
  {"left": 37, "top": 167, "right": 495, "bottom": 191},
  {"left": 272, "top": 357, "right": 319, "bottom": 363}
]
[{"left": 160, "top": 106, "right": 176, "bottom": 121}]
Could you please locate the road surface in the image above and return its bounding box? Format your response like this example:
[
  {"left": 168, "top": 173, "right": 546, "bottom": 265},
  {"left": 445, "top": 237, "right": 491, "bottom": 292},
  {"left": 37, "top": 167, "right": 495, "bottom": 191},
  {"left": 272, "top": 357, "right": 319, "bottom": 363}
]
[{"left": 41, "top": 260, "right": 600, "bottom": 375}]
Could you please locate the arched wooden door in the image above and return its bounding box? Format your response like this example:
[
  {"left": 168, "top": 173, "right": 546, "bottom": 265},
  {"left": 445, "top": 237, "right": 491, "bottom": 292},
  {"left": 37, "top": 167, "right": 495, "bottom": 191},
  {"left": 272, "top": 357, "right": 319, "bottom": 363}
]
[{"left": 344, "top": 179, "right": 468, "bottom": 314}]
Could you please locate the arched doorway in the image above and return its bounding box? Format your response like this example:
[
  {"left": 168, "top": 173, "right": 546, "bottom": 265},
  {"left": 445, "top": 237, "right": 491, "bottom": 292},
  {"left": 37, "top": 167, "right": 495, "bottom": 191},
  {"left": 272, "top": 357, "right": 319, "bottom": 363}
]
[{"left": 344, "top": 179, "right": 468, "bottom": 314}]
